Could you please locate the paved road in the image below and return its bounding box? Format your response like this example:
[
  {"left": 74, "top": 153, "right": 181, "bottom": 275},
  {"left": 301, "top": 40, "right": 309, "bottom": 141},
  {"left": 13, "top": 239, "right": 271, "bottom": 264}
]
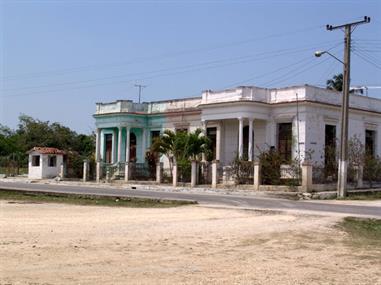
[{"left": 0, "top": 181, "right": 380, "bottom": 218}]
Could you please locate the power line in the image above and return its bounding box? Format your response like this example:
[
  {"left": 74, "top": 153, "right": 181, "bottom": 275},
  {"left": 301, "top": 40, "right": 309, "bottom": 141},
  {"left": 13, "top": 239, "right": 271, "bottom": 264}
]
[
  {"left": 2, "top": 41, "right": 342, "bottom": 97},
  {"left": 2, "top": 47, "right": 332, "bottom": 100},
  {"left": 220, "top": 42, "right": 343, "bottom": 89},
  {"left": 353, "top": 50, "right": 381, "bottom": 70},
  {"left": 2, "top": 24, "right": 325, "bottom": 81},
  {"left": 353, "top": 47, "right": 381, "bottom": 65},
  {"left": 260, "top": 56, "right": 331, "bottom": 87},
  {"left": 2, "top": 41, "right": 340, "bottom": 92},
  {"left": 314, "top": 58, "right": 340, "bottom": 85},
  {"left": 222, "top": 55, "right": 319, "bottom": 89}
]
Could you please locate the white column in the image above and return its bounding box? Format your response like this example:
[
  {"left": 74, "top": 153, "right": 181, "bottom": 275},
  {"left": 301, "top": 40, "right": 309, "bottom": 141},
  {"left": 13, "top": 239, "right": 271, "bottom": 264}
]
[
  {"left": 147, "top": 129, "right": 152, "bottom": 149},
  {"left": 248, "top": 119, "right": 253, "bottom": 161},
  {"left": 100, "top": 131, "right": 104, "bottom": 162},
  {"left": 125, "top": 127, "right": 130, "bottom": 162},
  {"left": 141, "top": 128, "right": 146, "bottom": 162},
  {"left": 111, "top": 129, "right": 117, "bottom": 163},
  {"left": 124, "top": 163, "right": 129, "bottom": 182},
  {"left": 216, "top": 122, "right": 221, "bottom": 161},
  {"left": 95, "top": 128, "right": 101, "bottom": 162},
  {"left": 83, "top": 160, "right": 89, "bottom": 182},
  {"left": 212, "top": 160, "right": 218, "bottom": 188},
  {"left": 60, "top": 163, "right": 65, "bottom": 178},
  {"left": 191, "top": 160, "right": 197, "bottom": 187},
  {"left": 156, "top": 162, "right": 162, "bottom": 183},
  {"left": 301, "top": 161, "right": 313, "bottom": 193},
  {"left": 266, "top": 119, "right": 276, "bottom": 148},
  {"left": 117, "top": 127, "right": 122, "bottom": 163},
  {"left": 253, "top": 161, "right": 261, "bottom": 191},
  {"left": 238, "top": 117, "right": 244, "bottom": 159},
  {"left": 172, "top": 163, "right": 178, "bottom": 187},
  {"left": 96, "top": 161, "right": 101, "bottom": 183}
]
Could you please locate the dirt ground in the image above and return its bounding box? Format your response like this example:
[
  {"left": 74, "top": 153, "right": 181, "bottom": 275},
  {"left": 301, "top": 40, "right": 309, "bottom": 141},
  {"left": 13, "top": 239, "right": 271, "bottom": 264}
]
[{"left": 1, "top": 201, "right": 380, "bottom": 285}]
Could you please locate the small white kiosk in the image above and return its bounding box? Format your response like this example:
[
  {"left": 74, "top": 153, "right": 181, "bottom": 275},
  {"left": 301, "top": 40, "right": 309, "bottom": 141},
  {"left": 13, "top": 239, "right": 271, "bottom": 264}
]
[{"left": 28, "top": 147, "right": 65, "bottom": 179}]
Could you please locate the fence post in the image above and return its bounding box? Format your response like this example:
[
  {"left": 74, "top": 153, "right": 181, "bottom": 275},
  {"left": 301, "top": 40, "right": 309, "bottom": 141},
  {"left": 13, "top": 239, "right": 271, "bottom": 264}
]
[
  {"left": 172, "top": 163, "right": 178, "bottom": 187},
  {"left": 356, "top": 164, "right": 364, "bottom": 188},
  {"left": 106, "top": 167, "right": 111, "bottom": 183},
  {"left": 301, "top": 161, "right": 313, "bottom": 192},
  {"left": 59, "top": 163, "right": 65, "bottom": 179},
  {"left": 191, "top": 160, "right": 197, "bottom": 187},
  {"left": 211, "top": 160, "right": 219, "bottom": 188},
  {"left": 96, "top": 161, "right": 101, "bottom": 183},
  {"left": 124, "top": 162, "right": 129, "bottom": 182},
  {"left": 253, "top": 160, "right": 261, "bottom": 191},
  {"left": 83, "top": 160, "right": 89, "bottom": 182},
  {"left": 156, "top": 162, "right": 162, "bottom": 183}
]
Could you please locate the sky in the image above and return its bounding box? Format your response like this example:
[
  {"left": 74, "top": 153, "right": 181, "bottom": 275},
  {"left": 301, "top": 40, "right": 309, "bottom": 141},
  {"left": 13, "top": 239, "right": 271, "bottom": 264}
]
[{"left": 1, "top": 0, "right": 380, "bottom": 134}]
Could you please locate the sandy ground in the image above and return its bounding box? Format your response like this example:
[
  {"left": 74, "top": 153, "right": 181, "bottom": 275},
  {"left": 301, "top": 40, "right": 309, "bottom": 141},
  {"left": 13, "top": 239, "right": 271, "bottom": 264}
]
[{"left": 1, "top": 201, "right": 380, "bottom": 285}]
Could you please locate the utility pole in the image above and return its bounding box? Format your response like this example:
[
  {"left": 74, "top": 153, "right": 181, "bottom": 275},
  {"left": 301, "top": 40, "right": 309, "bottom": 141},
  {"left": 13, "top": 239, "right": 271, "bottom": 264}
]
[
  {"left": 326, "top": 16, "right": 370, "bottom": 198},
  {"left": 134, "top": 84, "right": 146, "bottom": 104}
]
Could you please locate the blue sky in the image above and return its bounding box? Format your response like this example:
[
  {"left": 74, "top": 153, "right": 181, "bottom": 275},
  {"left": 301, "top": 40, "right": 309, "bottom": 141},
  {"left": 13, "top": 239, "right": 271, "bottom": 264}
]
[{"left": 1, "top": 0, "right": 380, "bottom": 134}]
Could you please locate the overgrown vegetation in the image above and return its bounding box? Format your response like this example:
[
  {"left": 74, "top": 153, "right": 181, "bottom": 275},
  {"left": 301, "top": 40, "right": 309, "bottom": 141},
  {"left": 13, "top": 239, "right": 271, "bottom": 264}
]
[
  {"left": 0, "top": 190, "right": 195, "bottom": 208},
  {"left": 313, "top": 135, "right": 381, "bottom": 187},
  {"left": 257, "top": 147, "right": 301, "bottom": 186},
  {"left": 230, "top": 155, "right": 254, "bottom": 184},
  {"left": 0, "top": 115, "right": 95, "bottom": 177},
  {"left": 338, "top": 217, "right": 381, "bottom": 247}
]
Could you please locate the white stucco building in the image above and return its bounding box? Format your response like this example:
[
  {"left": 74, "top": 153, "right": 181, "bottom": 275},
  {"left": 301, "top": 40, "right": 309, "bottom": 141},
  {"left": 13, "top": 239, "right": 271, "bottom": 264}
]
[
  {"left": 93, "top": 84, "right": 381, "bottom": 175},
  {"left": 28, "top": 147, "right": 65, "bottom": 179}
]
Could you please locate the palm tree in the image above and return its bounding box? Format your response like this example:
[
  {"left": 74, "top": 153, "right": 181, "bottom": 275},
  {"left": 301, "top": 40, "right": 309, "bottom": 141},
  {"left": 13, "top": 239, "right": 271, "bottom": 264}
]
[
  {"left": 185, "top": 128, "right": 211, "bottom": 161},
  {"left": 326, "top": 73, "right": 343, "bottom": 91},
  {"left": 151, "top": 128, "right": 211, "bottom": 175}
]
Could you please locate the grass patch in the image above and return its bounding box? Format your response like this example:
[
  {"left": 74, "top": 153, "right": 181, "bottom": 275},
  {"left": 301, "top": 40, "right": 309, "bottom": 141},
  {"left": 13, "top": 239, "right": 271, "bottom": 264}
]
[
  {"left": 338, "top": 217, "right": 381, "bottom": 248},
  {"left": 342, "top": 191, "right": 381, "bottom": 200},
  {"left": 0, "top": 189, "right": 195, "bottom": 208}
]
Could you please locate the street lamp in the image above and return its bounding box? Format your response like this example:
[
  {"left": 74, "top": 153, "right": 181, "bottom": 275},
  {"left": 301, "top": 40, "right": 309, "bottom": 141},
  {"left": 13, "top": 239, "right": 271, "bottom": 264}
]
[
  {"left": 315, "top": 49, "right": 348, "bottom": 198},
  {"left": 314, "top": 50, "right": 344, "bottom": 64}
]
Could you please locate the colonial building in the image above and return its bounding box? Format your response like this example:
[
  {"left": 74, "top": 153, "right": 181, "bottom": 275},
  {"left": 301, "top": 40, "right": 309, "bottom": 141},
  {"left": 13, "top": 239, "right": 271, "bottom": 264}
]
[{"left": 93, "top": 84, "right": 381, "bottom": 172}]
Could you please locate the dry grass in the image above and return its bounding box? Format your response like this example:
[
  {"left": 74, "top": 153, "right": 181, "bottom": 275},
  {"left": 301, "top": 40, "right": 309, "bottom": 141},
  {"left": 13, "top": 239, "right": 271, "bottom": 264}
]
[{"left": 1, "top": 201, "right": 381, "bottom": 284}]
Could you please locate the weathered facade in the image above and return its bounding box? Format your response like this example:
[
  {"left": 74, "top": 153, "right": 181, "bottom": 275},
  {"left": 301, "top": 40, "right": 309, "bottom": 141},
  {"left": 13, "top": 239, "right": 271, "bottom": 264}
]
[{"left": 93, "top": 84, "right": 381, "bottom": 171}]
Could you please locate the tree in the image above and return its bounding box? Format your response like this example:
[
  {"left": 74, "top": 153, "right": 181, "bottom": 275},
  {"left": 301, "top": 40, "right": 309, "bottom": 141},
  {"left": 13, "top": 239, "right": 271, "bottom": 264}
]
[
  {"left": 326, "top": 73, "right": 343, "bottom": 92},
  {"left": 152, "top": 128, "right": 210, "bottom": 163},
  {"left": 0, "top": 115, "right": 95, "bottom": 177},
  {"left": 151, "top": 129, "right": 210, "bottom": 181},
  {"left": 184, "top": 128, "right": 210, "bottom": 161},
  {"left": 151, "top": 129, "right": 210, "bottom": 179}
]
